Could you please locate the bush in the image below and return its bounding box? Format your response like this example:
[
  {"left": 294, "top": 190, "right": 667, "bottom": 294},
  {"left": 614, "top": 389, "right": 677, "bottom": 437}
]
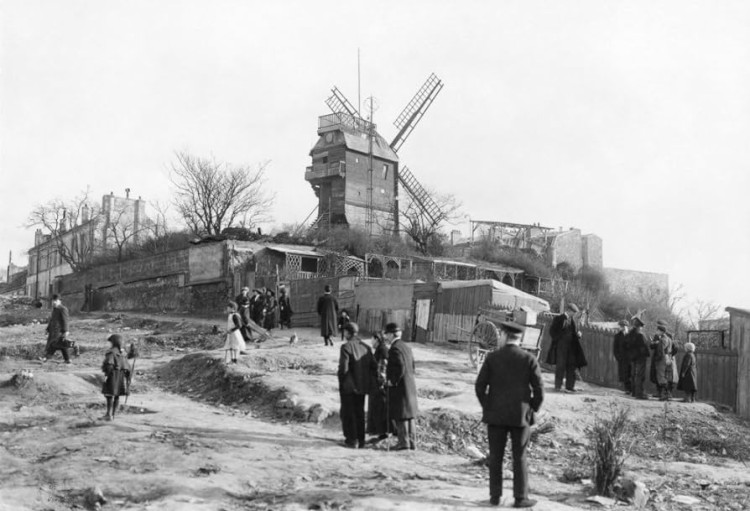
[
  {"left": 587, "top": 406, "right": 634, "bottom": 497},
  {"left": 471, "top": 239, "right": 555, "bottom": 278}
]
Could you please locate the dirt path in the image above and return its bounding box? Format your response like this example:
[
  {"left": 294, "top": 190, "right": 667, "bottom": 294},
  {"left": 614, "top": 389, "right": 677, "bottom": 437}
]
[{"left": 1, "top": 312, "right": 749, "bottom": 510}]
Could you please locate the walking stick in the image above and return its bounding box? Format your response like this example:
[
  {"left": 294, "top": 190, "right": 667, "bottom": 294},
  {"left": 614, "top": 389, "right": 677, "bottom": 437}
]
[{"left": 386, "top": 384, "right": 390, "bottom": 453}]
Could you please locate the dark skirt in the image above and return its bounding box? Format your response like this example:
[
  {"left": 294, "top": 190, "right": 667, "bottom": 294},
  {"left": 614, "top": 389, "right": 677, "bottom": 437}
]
[{"left": 367, "top": 388, "right": 391, "bottom": 436}]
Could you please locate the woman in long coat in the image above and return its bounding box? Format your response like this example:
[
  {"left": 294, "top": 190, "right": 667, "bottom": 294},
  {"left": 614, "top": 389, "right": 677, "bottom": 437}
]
[
  {"left": 367, "top": 332, "right": 391, "bottom": 441},
  {"left": 278, "top": 288, "right": 293, "bottom": 329},
  {"left": 677, "top": 342, "right": 698, "bottom": 402},
  {"left": 317, "top": 285, "right": 339, "bottom": 346},
  {"left": 101, "top": 334, "right": 132, "bottom": 421},
  {"left": 263, "top": 290, "right": 278, "bottom": 332},
  {"left": 385, "top": 324, "right": 418, "bottom": 449}
]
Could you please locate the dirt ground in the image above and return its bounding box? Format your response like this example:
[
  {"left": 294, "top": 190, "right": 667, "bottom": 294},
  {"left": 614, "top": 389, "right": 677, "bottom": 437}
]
[{"left": 1, "top": 306, "right": 749, "bottom": 510}]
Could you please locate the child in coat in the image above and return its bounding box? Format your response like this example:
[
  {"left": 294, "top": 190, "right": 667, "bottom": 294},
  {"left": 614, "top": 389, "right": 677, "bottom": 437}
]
[
  {"left": 101, "top": 334, "right": 132, "bottom": 421},
  {"left": 338, "top": 309, "right": 351, "bottom": 342},
  {"left": 223, "top": 302, "right": 247, "bottom": 363},
  {"left": 677, "top": 342, "right": 698, "bottom": 403}
]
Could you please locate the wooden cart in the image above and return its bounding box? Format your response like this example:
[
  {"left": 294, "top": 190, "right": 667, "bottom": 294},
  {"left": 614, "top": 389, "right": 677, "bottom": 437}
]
[{"left": 468, "top": 307, "right": 545, "bottom": 370}]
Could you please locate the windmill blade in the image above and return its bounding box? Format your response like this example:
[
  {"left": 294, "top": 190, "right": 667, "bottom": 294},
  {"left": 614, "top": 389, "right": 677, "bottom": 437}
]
[
  {"left": 399, "top": 166, "right": 443, "bottom": 227},
  {"left": 390, "top": 73, "right": 444, "bottom": 153},
  {"left": 325, "top": 86, "right": 361, "bottom": 118}
]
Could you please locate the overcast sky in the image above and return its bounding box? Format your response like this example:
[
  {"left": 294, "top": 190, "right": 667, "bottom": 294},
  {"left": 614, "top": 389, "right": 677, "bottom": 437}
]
[{"left": 2, "top": 1, "right": 749, "bottom": 311}]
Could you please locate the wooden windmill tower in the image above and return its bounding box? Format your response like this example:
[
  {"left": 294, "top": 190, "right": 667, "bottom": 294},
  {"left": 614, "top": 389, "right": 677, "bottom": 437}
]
[{"left": 304, "top": 73, "right": 445, "bottom": 236}]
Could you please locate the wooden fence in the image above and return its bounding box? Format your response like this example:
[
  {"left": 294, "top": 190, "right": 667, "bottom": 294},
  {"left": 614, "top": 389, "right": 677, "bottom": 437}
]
[{"left": 539, "top": 316, "right": 739, "bottom": 409}]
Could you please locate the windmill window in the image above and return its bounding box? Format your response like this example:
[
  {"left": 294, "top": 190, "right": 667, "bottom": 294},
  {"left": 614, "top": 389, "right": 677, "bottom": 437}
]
[
  {"left": 322, "top": 156, "right": 328, "bottom": 164},
  {"left": 382, "top": 165, "right": 389, "bottom": 179}
]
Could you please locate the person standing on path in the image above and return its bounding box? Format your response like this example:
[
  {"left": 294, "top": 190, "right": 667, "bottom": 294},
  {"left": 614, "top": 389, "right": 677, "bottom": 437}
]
[
  {"left": 337, "top": 322, "right": 375, "bottom": 448},
  {"left": 677, "top": 342, "right": 698, "bottom": 403},
  {"left": 263, "top": 289, "right": 277, "bottom": 333},
  {"left": 475, "top": 321, "right": 543, "bottom": 508},
  {"left": 278, "top": 287, "right": 293, "bottom": 329},
  {"left": 367, "top": 332, "right": 391, "bottom": 443},
  {"left": 627, "top": 317, "right": 651, "bottom": 400},
  {"left": 101, "top": 334, "right": 133, "bottom": 421},
  {"left": 545, "top": 303, "right": 587, "bottom": 392},
  {"left": 222, "top": 302, "right": 246, "bottom": 363},
  {"left": 235, "top": 287, "right": 253, "bottom": 341},
  {"left": 40, "top": 294, "right": 71, "bottom": 364},
  {"left": 385, "top": 322, "right": 418, "bottom": 451},
  {"left": 317, "top": 284, "right": 339, "bottom": 346},
  {"left": 613, "top": 320, "right": 632, "bottom": 394},
  {"left": 651, "top": 320, "right": 675, "bottom": 401}
]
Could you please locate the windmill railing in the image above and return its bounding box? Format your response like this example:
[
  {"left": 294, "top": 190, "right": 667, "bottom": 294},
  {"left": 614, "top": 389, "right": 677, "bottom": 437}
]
[
  {"left": 318, "top": 112, "right": 375, "bottom": 133},
  {"left": 305, "top": 161, "right": 346, "bottom": 180}
]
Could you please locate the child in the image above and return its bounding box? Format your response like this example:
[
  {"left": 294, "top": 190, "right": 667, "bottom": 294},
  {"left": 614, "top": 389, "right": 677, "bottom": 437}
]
[
  {"left": 223, "top": 302, "right": 247, "bottom": 363},
  {"left": 677, "top": 342, "right": 697, "bottom": 403},
  {"left": 101, "top": 334, "right": 132, "bottom": 421},
  {"left": 338, "top": 309, "right": 351, "bottom": 342}
]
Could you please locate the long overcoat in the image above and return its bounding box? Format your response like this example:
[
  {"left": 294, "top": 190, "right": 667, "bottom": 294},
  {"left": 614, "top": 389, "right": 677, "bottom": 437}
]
[
  {"left": 367, "top": 339, "right": 390, "bottom": 435},
  {"left": 613, "top": 331, "right": 630, "bottom": 383},
  {"left": 46, "top": 304, "right": 70, "bottom": 348},
  {"left": 650, "top": 333, "right": 676, "bottom": 386},
  {"left": 317, "top": 293, "right": 339, "bottom": 338},
  {"left": 101, "top": 348, "right": 131, "bottom": 397},
  {"left": 338, "top": 338, "right": 376, "bottom": 395},
  {"left": 545, "top": 313, "right": 587, "bottom": 368},
  {"left": 677, "top": 352, "right": 697, "bottom": 392},
  {"left": 475, "top": 344, "right": 544, "bottom": 427},
  {"left": 386, "top": 338, "right": 418, "bottom": 420}
]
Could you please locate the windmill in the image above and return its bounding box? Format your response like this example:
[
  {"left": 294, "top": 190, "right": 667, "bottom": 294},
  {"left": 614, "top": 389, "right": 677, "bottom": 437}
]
[{"left": 304, "top": 73, "right": 445, "bottom": 237}]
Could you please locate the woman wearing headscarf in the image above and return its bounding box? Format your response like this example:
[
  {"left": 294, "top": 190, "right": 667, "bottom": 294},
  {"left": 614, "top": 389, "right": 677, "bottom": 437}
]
[{"left": 677, "top": 342, "right": 698, "bottom": 403}]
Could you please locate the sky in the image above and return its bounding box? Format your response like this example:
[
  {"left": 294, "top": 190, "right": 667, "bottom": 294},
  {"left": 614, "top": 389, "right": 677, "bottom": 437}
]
[{"left": 1, "top": 1, "right": 749, "bottom": 312}]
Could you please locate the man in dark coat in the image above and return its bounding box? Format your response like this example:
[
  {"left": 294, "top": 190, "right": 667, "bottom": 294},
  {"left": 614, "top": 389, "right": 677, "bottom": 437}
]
[
  {"left": 367, "top": 332, "right": 391, "bottom": 442},
  {"left": 385, "top": 322, "right": 418, "bottom": 450},
  {"left": 250, "top": 289, "right": 265, "bottom": 325},
  {"left": 545, "top": 303, "right": 587, "bottom": 392},
  {"left": 626, "top": 317, "right": 651, "bottom": 400},
  {"left": 476, "top": 321, "right": 543, "bottom": 508},
  {"left": 235, "top": 287, "right": 252, "bottom": 341},
  {"left": 263, "top": 289, "right": 277, "bottom": 332},
  {"left": 317, "top": 284, "right": 339, "bottom": 346},
  {"left": 337, "top": 322, "right": 376, "bottom": 448},
  {"left": 41, "top": 294, "right": 71, "bottom": 364},
  {"left": 613, "top": 320, "right": 631, "bottom": 394},
  {"left": 278, "top": 287, "right": 293, "bottom": 329}
]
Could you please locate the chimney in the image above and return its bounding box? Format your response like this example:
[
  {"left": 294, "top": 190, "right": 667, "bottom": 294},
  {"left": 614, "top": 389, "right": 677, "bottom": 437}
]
[
  {"left": 125, "top": 188, "right": 131, "bottom": 199},
  {"left": 35, "top": 228, "right": 43, "bottom": 246}
]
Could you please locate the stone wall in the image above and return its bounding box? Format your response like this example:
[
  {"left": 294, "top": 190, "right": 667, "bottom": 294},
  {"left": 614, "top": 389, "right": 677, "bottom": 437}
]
[
  {"left": 582, "top": 234, "right": 603, "bottom": 269},
  {"left": 603, "top": 267, "right": 669, "bottom": 304},
  {"left": 550, "top": 229, "right": 583, "bottom": 270}
]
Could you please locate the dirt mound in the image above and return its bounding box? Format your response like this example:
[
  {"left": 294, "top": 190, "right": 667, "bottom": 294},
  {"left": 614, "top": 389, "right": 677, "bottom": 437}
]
[{"left": 0, "top": 371, "right": 100, "bottom": 401}]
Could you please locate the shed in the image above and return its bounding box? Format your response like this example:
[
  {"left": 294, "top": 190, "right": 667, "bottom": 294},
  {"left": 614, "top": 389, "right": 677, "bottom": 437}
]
[
  {"left": 416, "top": 279, "right": 550, "bottom": 343},
  {"left": 726, "top": 306, "right": 750, "bottom": 419},
  {"left": 354, "top": 280, "right": 418, "bottom": 340}
]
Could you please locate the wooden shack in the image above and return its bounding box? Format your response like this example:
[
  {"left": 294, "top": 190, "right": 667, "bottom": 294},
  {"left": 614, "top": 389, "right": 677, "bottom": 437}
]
[
  {"left": 416, "top": 280, "right": 550, "bottom": 343},
  {"left": 353, "top": 280, "right": 418, "bottom": 340},
  {"left": 726, "top": 307, "right": 750, "bottom": 418}
]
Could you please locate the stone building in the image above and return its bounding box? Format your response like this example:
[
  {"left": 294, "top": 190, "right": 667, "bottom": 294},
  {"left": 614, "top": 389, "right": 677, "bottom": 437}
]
[
  {"left": 602, "top": 267, "right": 670, "bottom": 305},
  {"left": 26, "top": 192, "right": 148, "bottom": 300},
  {"left": 540, "top": 228, "right": 603, "bottom": 272}
]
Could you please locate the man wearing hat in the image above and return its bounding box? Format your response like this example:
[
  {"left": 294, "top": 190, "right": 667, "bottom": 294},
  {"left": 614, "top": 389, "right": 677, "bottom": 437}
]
[
  {"left": 545, "top": 303, "right": 587, "bottom": 392},
  {"left": 650, "top": 320, "right": 676, "bottom": 401},
  {"left": 627, "top": 317, "right": 651, "bottom": 400},
  {"left": 613, "top": 320, "right": 632, "bottom": 394},
  {"left": 476, "top": 321, "right": 543, "bottom": 508},
  {"left": 235, "top": 287, "right": 253, "bottom": 341},
  {"left": 337, "top": 322, "right": 376, "bottom": 448},
  {"left": 317, "top": 284, "right": 339, "bottom": 346},
  {"left": 385, "top": 322, "right": 418, "bottom": 450}
]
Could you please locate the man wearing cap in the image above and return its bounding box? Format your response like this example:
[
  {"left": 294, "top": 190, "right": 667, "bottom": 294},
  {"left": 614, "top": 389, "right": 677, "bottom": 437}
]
[
  {"left": 385, "top": 323, "right": 418, "bottom": 450},
  {"left": 627, "top": 317, "right": 651, "bottom": 400},
  {"left": 337, "top": 322, "right": 376, "bottom": 448},
  {"left": 545, "top": 303, "right": 587, "bottom": 392},
  {"left": 613, "top": 320, "right": 631, "bottom": 394},
  {"left": 40, "top": 294, "right": 71, "bottom": 364},
  {"left": 317, "top": 284, "right": 339, "bottom": 346},
  {"left": 476, "top": 321, "right": 543, "bottom": 508}
]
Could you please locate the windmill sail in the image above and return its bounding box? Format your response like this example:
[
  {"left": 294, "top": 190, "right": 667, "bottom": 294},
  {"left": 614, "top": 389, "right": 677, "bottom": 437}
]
[
  {"left": 399, "top": 166, "right": 443, "bottom": 226},
  {"left": 390, "top": 73, "right": 444, "bottom": 153},
  {"left": 325, "top": 87, "right": 360, "bottom": 118}
]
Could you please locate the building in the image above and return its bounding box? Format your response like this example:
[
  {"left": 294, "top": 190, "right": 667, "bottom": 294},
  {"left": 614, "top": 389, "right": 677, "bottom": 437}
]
[
  {"left": 602, "top": 267, "right": 669, "bottom": 305},
  {"left": 26, "top": 192, "right": 148, "bottom": 300},
  {"left": 305, "top": 112, "right": 399, "bottom": 235}
]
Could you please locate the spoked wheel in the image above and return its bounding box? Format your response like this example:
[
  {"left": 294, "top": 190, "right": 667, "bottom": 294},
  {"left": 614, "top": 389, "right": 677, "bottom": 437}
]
[{"left": 469, "top": 320, "right": 500, "bottom": 369}]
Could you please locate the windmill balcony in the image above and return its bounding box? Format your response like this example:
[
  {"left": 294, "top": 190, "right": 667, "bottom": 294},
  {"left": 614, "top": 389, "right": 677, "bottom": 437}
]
[
  {"left": 318, "top": 112, "right": 375, "bottom": 134},
  {"left": 305, "top": 161, "right": 346, "bottom": 181}
]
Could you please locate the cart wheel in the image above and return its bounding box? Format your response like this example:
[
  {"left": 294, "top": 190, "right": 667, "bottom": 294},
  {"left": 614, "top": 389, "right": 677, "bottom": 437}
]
[{"left": 469, "top": 320, "right": 500, "bottom": 369}]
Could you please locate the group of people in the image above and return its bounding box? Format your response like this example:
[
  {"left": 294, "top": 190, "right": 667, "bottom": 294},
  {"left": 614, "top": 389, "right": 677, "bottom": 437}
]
[
  {"left": 613, "top": 316, "right": 698, "bottom": 402},
  {"left": 234, "top": 285, "right": 293, "bottom": 339},
  {"left": 336, "top": 322, "right": 418, "bottom": 451}
]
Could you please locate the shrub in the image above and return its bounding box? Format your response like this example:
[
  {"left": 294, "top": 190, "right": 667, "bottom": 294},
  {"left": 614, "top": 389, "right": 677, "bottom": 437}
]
[
  {"left": 587, "top": 406, "right": 634, "bottom": 497},
  {"left": 470, "top": 239, "right": 555, "bottom": 278}
]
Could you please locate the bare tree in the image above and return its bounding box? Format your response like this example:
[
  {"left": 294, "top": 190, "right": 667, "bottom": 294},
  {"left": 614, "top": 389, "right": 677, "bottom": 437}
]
[
  {"left": 399, "top": 190, "right": 462, "bottom": 255},
  {"left": 687, "top": 299, "right": 722, "bottom": 329},
  {"left": 27, "top": 187, "right": 100, "bottom": 272},
  {"left": 169, "top": 151, "right": 274, "bottom": 236},
  {"left": 104, "top": 202, "right": 150, "bottom": 261}
]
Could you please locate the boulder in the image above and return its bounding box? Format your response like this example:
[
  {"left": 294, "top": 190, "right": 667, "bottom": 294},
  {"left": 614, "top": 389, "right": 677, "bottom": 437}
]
[
  {"left": 618, "top": 479, "right": 649, "bottom": 508},
  {"left": 308, "top": 404, "right": 331, "bottom": 424}
]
